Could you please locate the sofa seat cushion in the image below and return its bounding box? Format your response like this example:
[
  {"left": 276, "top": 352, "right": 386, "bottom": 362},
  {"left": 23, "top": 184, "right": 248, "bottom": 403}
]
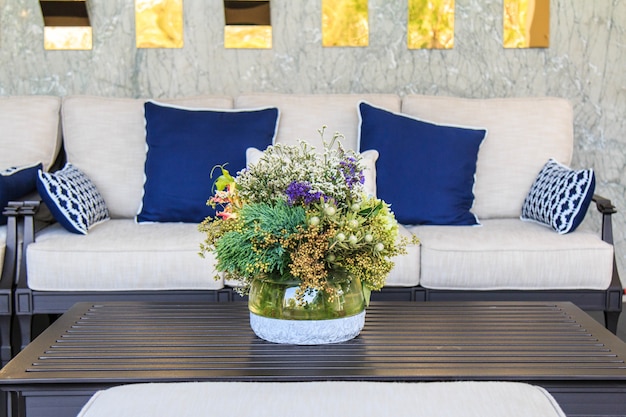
[
  {"left": 26, "top": 220, "right": 223, "bottom": 291},
  {"left": 401, "top": 96, "right": 574, "bottom": 220},
  {"left": 0, "top": 95, "right": 62, "bottom": 171},
  {"left": 77, "top": 381, "right": 566, "bottom": 417},
  {"left": 61, "top": 95, "right": 234, "bottom": 219},
  {"left": 235, "top": 93, "right": 401, "bottom": 151},
  {"left": 412, "top": 219, "right": 613, "bottom": 290}
]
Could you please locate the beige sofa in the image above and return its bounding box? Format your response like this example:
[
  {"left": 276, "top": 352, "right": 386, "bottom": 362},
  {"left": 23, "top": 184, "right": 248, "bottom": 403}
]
[{"left": 10, "top": 93, "right": 622, "bottom": 351}]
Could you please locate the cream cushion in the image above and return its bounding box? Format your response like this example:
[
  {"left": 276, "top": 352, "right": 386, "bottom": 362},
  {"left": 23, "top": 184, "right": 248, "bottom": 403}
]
[
  {"left": 77, "top": 381, "right": 566, "bottom": 417},
  {"left": 413, "top": 219, "right": 613, "bottom": 290},
  {"left": 360, "top": 149, "right": 378, "bottom": 197},
  {"left": 235, "top": 93, "right": 401, "bottom": 151},
  {"left": 0, "top": 95, "right": 62, "bottom": 171},
  {"left": 401, "top": 96, "right": 574, "bottom": 220},
  {"left": 61, "top": 95, "right": 234, "bottom": 219},
  {"left": 26, "top": 220, "right": 223, "bottom": 291}
]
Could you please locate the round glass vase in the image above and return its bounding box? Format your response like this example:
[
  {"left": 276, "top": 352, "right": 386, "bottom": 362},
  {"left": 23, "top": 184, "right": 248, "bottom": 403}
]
[{"left": 248, "top": 273, "right": 366, "bottom": 345}]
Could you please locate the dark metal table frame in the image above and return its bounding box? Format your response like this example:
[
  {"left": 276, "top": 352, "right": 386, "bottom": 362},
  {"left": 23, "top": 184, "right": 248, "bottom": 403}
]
[{"left": 1, "top": 301, "right": 626, "bottom": 417}]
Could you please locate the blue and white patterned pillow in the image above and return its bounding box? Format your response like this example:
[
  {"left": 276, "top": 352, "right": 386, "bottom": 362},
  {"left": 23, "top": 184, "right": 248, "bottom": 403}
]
[
  {"left": 37, "top": 163, "right": 110, "bottom": 235},
  {"left": 521, "top": 158, "right": 595, "bottom": 234}
]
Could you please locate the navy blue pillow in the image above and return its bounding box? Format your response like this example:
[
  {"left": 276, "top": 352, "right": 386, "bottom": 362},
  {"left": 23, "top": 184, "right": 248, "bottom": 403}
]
[
  {"left": 137, "top": 102, "right": 279, "bottom": 223},
  {"left": 0, "top": 163, "right": 42, "bottom": 225},
  {"left": 358, "top": 102, "right": 486, "bottom": 225}
]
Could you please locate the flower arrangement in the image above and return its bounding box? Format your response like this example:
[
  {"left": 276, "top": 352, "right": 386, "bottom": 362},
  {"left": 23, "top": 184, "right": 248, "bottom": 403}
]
[{"left": 199, "top": 128, "right": 415, "bottom": 304}]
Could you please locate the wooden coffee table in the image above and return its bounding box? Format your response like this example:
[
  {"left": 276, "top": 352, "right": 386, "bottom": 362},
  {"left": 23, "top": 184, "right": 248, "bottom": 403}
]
[{"left": 2, "top": 301, "right": 626, "bottom": 417}]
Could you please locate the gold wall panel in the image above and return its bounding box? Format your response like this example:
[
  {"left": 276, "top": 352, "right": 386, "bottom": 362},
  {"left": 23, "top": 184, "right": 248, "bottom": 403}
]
[
  {"left": 224, "top": 1, "right": 271, "bottom": 49},
  {"left": 224, "top": 26, "right": 272, "bottom": 49},
  {"left": 504, "top": 0, "right": 549, "bottom": 48},
  {"left": 44, "top": 26, "right": 92, "bottom": 50},
  {"left": 408, "top": 0, "right": 455, "bottom": 49},
  {"left": 135, "top": 0, "right": 184, "bottom": 49},
  {"left": 40, "top": 0, "right": 92, "bottom": 50},
  {"left": 322, "top": 0, "right": 368, "bottom": 47}
]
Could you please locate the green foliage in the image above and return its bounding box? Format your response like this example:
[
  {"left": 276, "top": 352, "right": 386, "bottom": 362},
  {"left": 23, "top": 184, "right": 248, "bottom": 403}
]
[
  {"left": 199, "top": 132, "right": 418, "bottom": 298},
  {"left": 215, "top": 202, "right": 306, "bottom": 277}
]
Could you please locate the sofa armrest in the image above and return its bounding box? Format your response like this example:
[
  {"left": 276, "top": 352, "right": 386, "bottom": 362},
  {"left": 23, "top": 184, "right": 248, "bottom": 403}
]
[
  {"left": 592, "top": 194, "right": 616, "bottom": 244},
  {"left": 1, "top": 202, "right": 21, "bottom": 291},
  {"left": 13, "top": 200, "right": 41, "bottom": 290},
  {"left": 591, "top": 195, "right": 623, "bottom": 327}
]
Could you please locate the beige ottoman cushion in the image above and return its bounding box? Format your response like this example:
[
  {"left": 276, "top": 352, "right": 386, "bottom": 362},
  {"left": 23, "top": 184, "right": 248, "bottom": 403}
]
[{"left": 77, "top": 381, "right": 566, "bottom": 417}]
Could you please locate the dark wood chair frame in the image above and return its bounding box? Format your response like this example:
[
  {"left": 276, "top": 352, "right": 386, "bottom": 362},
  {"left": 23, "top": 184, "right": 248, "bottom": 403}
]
[
  {"left": 0, "top": 204, "right": 21, "bottom": 366},
  {"left": 8, "top": 194, "right": 623, "bottom": 355}
]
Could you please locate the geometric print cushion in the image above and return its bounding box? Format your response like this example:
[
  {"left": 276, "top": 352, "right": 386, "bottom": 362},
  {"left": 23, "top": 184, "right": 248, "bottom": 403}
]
[
  {"left": 36, "top": 163, "right": 110, "bottom": 235},
  {"left": 521, "top": 158, "right": 595, "bottom": 234}
]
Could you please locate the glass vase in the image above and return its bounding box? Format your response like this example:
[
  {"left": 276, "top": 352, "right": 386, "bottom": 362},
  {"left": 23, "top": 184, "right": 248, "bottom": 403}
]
[{"left": 248, "top": 273, "right": 366, "bottom": 344}]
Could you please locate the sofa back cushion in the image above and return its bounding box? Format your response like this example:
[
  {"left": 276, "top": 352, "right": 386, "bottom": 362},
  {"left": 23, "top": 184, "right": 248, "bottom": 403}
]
[
  {"left": 235, "top": 93, "right": 401, "bottom": 151},
  {"left": 0, "top": 95, "right": 62, "bottom": 171},
  {"left": 401, "top": 95, "right": 574, "bottom": 219},
  {"left": 61, "top": 95, "right": 234, "bottom": 219}
]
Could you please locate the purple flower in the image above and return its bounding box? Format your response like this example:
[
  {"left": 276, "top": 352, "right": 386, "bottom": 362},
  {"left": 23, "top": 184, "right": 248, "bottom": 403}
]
[
  {"left": 285, "top": 181, "right": 326, "bottom": 205},
  {"left": 339, "top": 157, "right": 365, "bottom": 189}
]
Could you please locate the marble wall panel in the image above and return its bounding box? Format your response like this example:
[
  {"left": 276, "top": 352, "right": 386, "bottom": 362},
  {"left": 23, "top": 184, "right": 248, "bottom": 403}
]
[{"left": 1, "top": 0, "right": 626, "bottom": 282}]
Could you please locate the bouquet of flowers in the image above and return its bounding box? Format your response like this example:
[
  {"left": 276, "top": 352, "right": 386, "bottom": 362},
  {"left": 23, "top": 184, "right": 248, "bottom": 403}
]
[{"left": 199, "top": 129, "right": 414, "bottom": 304}]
